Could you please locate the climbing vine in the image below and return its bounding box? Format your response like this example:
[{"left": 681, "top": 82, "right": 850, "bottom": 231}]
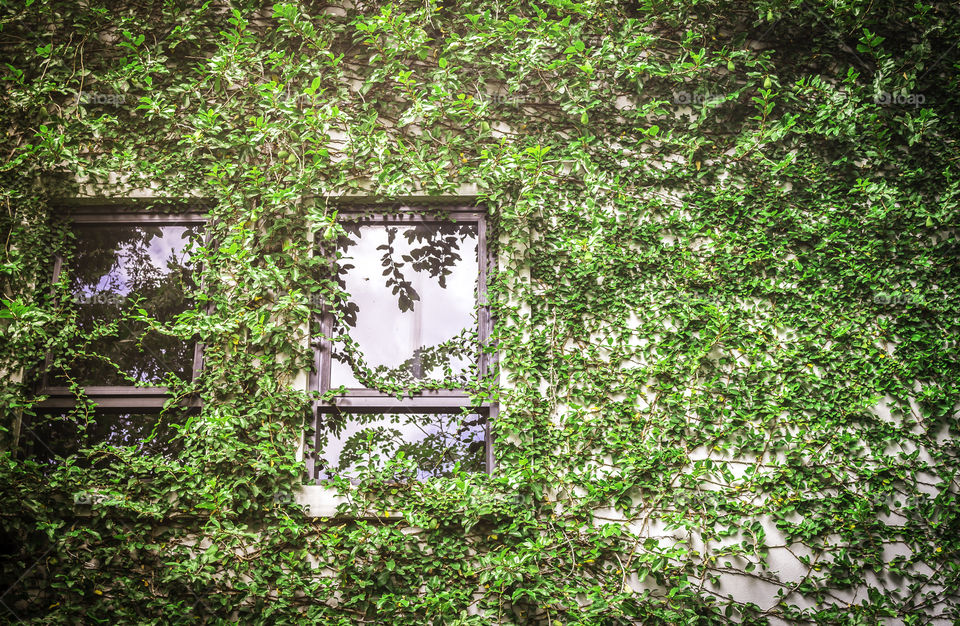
[{"left": 1, "top": 0, "right": 959, "bottom": 623}]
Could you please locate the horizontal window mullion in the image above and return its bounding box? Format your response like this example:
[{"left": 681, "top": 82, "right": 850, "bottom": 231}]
[
  {"left": 330, "top": 388, "right": 474, "bottom": 397},
  {"left": 37, "top": 387, "right": 200, "bottom": 410},
  {"left": 41, "top": 386, "right": 171, "bottom": 395},
  {"left": 37, "top": 397, "right": 170, "bottom": 410},
  {"left": 68, "top": 213, "right": 207, "bottom": 225},
  {"left": 338, "top": 212, "right": 484, "bottom": 223},
  {"left": 317, "top": 397, "right": 484, "bottom": 413}
]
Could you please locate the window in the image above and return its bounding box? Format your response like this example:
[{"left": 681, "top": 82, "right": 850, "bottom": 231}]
[
  {"left": 307, "top": 205, "right": 496, "bottom": 481},
  {"left": 24, "top": 206, "right": 205, "bottom": 463}
]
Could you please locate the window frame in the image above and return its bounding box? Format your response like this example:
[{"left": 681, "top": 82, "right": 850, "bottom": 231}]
[
  {"left": 306, "top": 204, "right": 497, "bottom": 481},
  {"left": 36, "top": 206, "right": 208, "bottom": 411}
]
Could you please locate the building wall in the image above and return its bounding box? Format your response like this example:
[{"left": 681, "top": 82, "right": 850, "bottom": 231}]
[{"left": 1, "top": 1, "right": 959, "bottom": 623}]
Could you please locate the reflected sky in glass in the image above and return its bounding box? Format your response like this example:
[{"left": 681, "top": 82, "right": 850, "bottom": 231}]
[
  {"left": 74, "top": 226, "right": 194, "bottom": 298},
  {"left": 317, "top": 412, "right": 486, "bottom": 479},
  {"left": 331, "top": 222, "right": 479, "bottom": 388},
  {"left": 60, "top": 224, "right": 201, "bottom": 386}
]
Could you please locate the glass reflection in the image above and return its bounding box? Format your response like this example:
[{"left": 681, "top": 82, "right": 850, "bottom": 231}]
[
  {"left": 56, "top": 224, "right": 201, "bottom": 386},
  {"left": 331, "top": 222, "right": 479, "bottom": 389},
  {"left": 317, "top": 412, "right": 487, "bottom": 479},
  {"left": 20, "top": 412, "right": 185, "bottom": 466}
]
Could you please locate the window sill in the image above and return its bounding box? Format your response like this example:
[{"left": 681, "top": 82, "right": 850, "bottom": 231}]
[
  {"left": 294, "top": 485, "right": 404, "bottom": 519},
  {"left": 65, "top": 487, "right": 409, "bottom": 520}
]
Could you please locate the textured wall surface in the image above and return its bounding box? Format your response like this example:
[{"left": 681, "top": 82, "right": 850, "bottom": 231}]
[{"left": 1, "top": 1, "right": 959, "bottom": 623}]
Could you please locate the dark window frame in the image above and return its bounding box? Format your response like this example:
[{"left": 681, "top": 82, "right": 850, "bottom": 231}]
[
  {"left": 36, "top": 206, "right": 208, "bottom": 411},
  {"left": 307, "top": 204, "right": 497, "bottom": 481}
]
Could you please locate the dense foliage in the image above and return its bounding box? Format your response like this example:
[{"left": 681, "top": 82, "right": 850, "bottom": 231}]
[{"left": 2, "top": 0, "right": 959, "bottom": 623}]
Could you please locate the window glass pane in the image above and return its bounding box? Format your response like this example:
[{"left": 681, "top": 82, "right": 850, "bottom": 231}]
[
  {"left": 331, "top": 221, "right": 479, "bottom": 389},
  {"left": 56, "top": 223, "right": 201, "bottom": 386},
  {"left": 20, "top": 411, "right": 185, "bottom": 467},
  {"left": 317, "top": 411, "right": 486, "bottom": 479}
]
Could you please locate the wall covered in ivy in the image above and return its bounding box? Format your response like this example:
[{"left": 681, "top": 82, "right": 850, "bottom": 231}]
[{"left": 1, "top": 0, "right": 959, "bottom": 623}]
